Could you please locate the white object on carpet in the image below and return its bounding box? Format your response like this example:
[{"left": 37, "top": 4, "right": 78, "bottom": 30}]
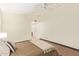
[{"left": 30, "top": 39, "right": 55, "bottom": 54}]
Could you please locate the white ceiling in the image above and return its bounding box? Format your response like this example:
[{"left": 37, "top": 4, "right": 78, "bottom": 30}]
[
  {"left": 0, "top": 3, "right": 79, "bottom": 13},
  {"left": 0, "top": 3, "right": 38, "bottom": 13}
]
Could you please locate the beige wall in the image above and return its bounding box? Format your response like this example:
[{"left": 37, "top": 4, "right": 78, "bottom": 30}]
[
  {"left": 36, "top": 4, "right": 79, "bottom": 49},
  {"left": 1, "top": 12, "right": 31, "bottom": 42}
]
